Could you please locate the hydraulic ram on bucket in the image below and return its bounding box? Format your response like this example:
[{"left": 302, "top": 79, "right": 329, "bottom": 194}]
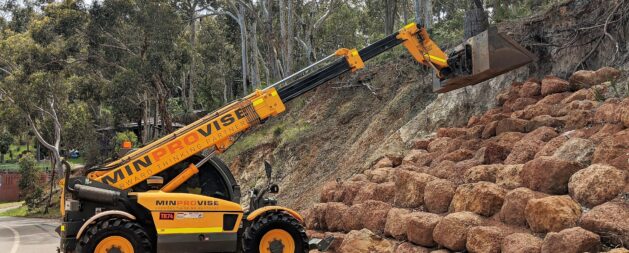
[{"left": 434, "top": 27, "right": 537, "bottom": 93}]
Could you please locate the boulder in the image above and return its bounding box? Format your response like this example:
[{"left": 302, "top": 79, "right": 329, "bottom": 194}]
[
  {"left": 529, "top": 115, "right": 566, "bottom": 129},
  {"left": 551, "top": 137, "right": 595, "bottom": 166},
  {"left": 505, "top": 97, "right": 539, "bottom": 112},
  {"left": 541, "top": 76, "right": 570, "bottom": 96},
  {"left": 519, "top": 81, "right": 541, "bottom": 97},
  {"left": 433, "top": 212, "right": 483, "bottom": 251},
  {"left": 333, "top": 181, "right": 364, "bottom": 204},
  {"left": 384, "top": 208, "right": 412, "bottom": 240},
  {"left": 525, "top": 196, "right": 582, "bottom": 233},
  {"left": 504, "top": 138, "right": 544, "bottom": 164},
  {"left": 520, "top": 157, "right": 584, "bottom": 194},
  {"left": 595, "top": 67, "right": 622, "bottom": 81},
  {"left": 525, "top": 126, "right": 558, "bottom": 142},
  {"left": 590, "top": 123, "right": 625, "bottom": 143},
  {"left": 406, "top": 212, "right": 442, "bottom": 247},
  {"left": 403, "top": 149, "right": 428, "bottom": 165},
  {"left": 351, "top": 182, "right": 377, "bottom": 204},
  {"left": 569, "top": 70, "right": 601, "bottom": 87},
  {"left": 564, "top": 109, "right": 595, "bottom": 130},
  {"left": 431, "top": 160, "right": 467, "bottom": 185},
  {"left": 348, "top": 173, "right": 368, "bottom": 182},
  {"left": 360, "top": 200, "right": 392, "bottom": 235},
  {"left": 501, "top": 233, "right": 543, "bottom": 253},
  {"left": 496, "top": 84, "right": 521, "bottom": 105},
  {"left": 621, "top": 101, "right": 629, "bottom": 128},
  {"left": 385, "top": 154, "right": 404, "bottom": 167},
  {"left": 342, "top": 203, "right": 364, "bottom": 231},
  {"left": 428, "top": 137, "right": 462, "bottom": 154},
  {"left": 466, "top": 226, "right": 503, "bottom": 253},
  {"left": 411, "top": 138, "right": 433, "bottom": 150},
  {"left": 424, "top": 179, "right": 456, "bottom": 214},
  {"left": 492, "top": 132, "right": 526, "bottom": 150},
  {"left": 495, "top": 164, "right": 525, "bottom": 189},
  {"left": 496, "top": 118, "right": 531, "bottom": 135},
  {"left": 580, "top": 202, "right": 629, "bottom": 246},
  {"left": 593, "top": 130, "right": 629, "bottom": 171},
  {"left": 594, "top": 102, "right": 622, "bottom": 124},
  {"left": 325, "top": 202, "right": 350, "bottom": 232},
  {"left": 450, "top": 182, "right": 506, "bottom": 217},
  {"left": 562, "top": 88, "right": 594, "bottom": 104},
  {"left": 605, "top": 248, "right": 629, "bottom": 253},
  {"left": 538, "top": 92, "right": 572, "bottom": 105},
  {"left": 440, "top": 149, "right": 474, "bottom": 163},
  {"left": 499, "top": 187, "right": 545, "bottom": 226},
  {"left": 568, "top": 164, "right": 627, "bottom": 207},
  {"left": 481, "top": 141, "right": 512, "bottom": 164},
  {"left": 482, "top": 121, "right": 498, "bottom": 139},
  {"left": 306, "top": 203, "right": 328, "bottom": 230},
  {"left": 394, "top": 170, "right": 436, "bottom": 208},
  {"left": 394, "top": 242, "right": 430, "bottom": 253},
  {"left": 366, "top": 167, "right": 395, "bottom": 183},
  {"left": 320, "top": 181, "right": 339, "bottom": 202},
  {"left": 323, "top": 232, "right": 346, "bottom": 252},
  {"left": 464, "top": 164, "right": 501, "bottom": 183},
  {"left": 535, "top": 135, "right": 568, "bottom": 158},
  {"left": 519, "top": 103, "right": 555, "bottom": 120},
  {"left": 374, "top": 157, "right": 394, "bottom": 169},
  {"left": 338, "top": 229, "right": 395, "bottom": 253},
  {"left": 541, "top": 227, "right": 601, "bottom": 253}
]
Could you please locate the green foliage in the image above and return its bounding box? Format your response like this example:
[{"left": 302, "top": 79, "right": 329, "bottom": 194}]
[
  {"left": 18, "top": 153, "right": 43, "bottom": 210},
  {"left": 112, "top": 130, "right": 138, "bottom": 154},
  {"left": 0, "top": 131, "right": 13, "bottom": 163}
]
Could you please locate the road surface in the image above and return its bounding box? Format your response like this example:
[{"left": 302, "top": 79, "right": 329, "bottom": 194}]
[{"left": 0, "top": 216, "right": 59, "bottom": 253}]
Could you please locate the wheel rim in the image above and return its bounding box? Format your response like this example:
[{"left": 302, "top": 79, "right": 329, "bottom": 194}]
[
  {"left": 94, "top": 235, "right": 134, "bottom": 253},
  {"left": 259, "top": 229, "right": 295, "bottom": 253}
]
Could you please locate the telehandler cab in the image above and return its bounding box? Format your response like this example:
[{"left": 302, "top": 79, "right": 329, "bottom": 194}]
[{"left": 57, "top": 22, "right": 534, "bottom": 253}]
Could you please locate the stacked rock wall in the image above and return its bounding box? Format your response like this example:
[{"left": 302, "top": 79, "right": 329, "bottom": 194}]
[{"left": 304, "top": 67, "right": 629, "bottom": 253}]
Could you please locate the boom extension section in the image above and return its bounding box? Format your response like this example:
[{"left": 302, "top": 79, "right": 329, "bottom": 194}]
[{"left": 89, "top": 22, "right": 533, "bottom": 191}]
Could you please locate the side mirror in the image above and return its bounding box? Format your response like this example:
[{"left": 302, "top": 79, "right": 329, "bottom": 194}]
[
  {"left": 264, "top": 161, "right": 272, "bottom": 181},
  {"left": 269, "top": 184, "right": 279, "bottom": 194}
]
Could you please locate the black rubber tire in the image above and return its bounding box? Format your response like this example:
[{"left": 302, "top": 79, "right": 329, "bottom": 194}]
[
  {"left": 243, "top": 212, "right": 308, "bottom": 253},
  {"left": 76, "top": 217, "right": 153, "bottom": 253}
]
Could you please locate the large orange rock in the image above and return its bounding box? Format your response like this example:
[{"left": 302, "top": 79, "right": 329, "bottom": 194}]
[
  {"left": 564, "top": 109, "right": 595, "bottom": 130},
  {"left": 384, "top": 208, "right": 412, "bottom": 240},
  {"left": 325, "top": 202, "right": 350, "bottom": 232},
  {"left": 351, "top": 182, "right": 396, "bottom": 205},
  {"left": 495, "top": 164, "right": 525, "bottom": 189},
  {"left": 551, "top": 137, "right": 595, "bottom": 166},
  {"left": 433, "top": 212, "right": 483, "bottom": 251},
  {"left": 338, "top": 229, "right": 395, "bottom": 253},
  {"left": 594, "top": 101, "right": 622, "bottom": 124},
  {"left": 333, "top": 181, "right": 364, "bottom": 204},
  {"left": 505, "top": 97, "right": 539, "bottom": 112},
  {"left": 541, "top": 227, "right": 601, "bottom": 253},
  {"left": 535, "top": 135, "right": 569, "bottom": 158},
  {"left": 365, "top": 167, "right": 395, "bottom": 183},
  {"left": 411, "top": 138, "right": 434, "bottom": 150},
  {"left": 305, "top": 203, "right": 328, "bottom": 230},
  {"left": 504, "top": 138, "right": 544, "bottom": 164},
  {"left": 466, "top": 226, "right": 503, "bottom": 253},
  {"left": 496, "top": 118, "right": 531, "bottom": 135},
  {"left": 320, "top": 181, "right": 340, "bottom": 202},
  {"left": 501, "top": 233, "right": 543, "bottom": 253},
  {"left": 568, "top": 164, "right": 627, "bottom": 207},
  {"left": 428, "top": 137, "right": 462, "bottom": 154},
  {"left": 499, "top": 187, "right": 545, "bottom": 226},
  {"left": 450, "top": 182, "right": 506, "bottom": 217},
  {"left": 406, "top": 212, "right": 442, "bottom": 247},
  {"left": 590, "top": 123, "right": 625, "bottom": 143},
  {"left": 492, "top": 132, "right": 526, "bottom": 151},
  {"left": 394, "top": 242, "right": 430, "bottom": 253},
  {"left": 431, "top": 160, "right": 468, "bottom": 185},
  {"left": 394, "top": 170, "right": 436, "bottom": 208},
  {"left": 541, "top": 76, "right": 570, "bottom": 96},
  {"left": 360, "top": 200, "right": 392, "bottom": 234},
  {"left": 464, "top": 164, "right": 500, "bottom": 183},
  {"left": 424, "top": 179, "right": 456, "bottom": 214},
  {"left": 580, "top": 202, "right": 629, "bottom": 246},
  {"left": 529, "top": 114, "right": 566, "bottom": 129},
  {"left": 593, "top": 129, "right": 629, "bottom": 171},
  {"left": 562, "top": 88, "right": 594, "bottom": 103},
  {"left": 342, "top": 203, "right": 364, "bottom": 231},
  {"left": 482, "top": 121, "right": 498, "bottom": 139},
  {"left": 525, "top": 196, "right": 582, "bottom": 233},
  {"left": 520, "top": 157, "right": 584, "bottom": 194},
  {"left": 519, "top": 81, "right": 541, "bottom": 97},
  {"left": 439, "top": 149, "right": 474, "bottom": 163}
]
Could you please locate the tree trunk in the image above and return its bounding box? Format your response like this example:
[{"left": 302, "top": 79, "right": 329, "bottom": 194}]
[
  {"left": 384, "top": 0, "right": 398, "bottom": 34},
  {"left": 464, "top": 1, "right": 489, "bottom": 40},
  {"left": 152, "top": 74, "right": 174, "bottom": 134},
  {"left": 237, "top": 4, "right": 248, "bottom": 95},
  {"left": 187, "top": 17, "right": 197, "bottom": 112}
]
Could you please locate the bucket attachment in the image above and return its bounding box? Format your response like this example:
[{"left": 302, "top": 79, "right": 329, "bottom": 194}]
[{"left": 434, "top": 27, "right": 536, "bottom": 93}]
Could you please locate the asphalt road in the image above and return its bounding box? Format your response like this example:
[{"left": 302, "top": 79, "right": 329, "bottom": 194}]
[{"left": 0, "top": 216, "right": 60, "bottom": 253}]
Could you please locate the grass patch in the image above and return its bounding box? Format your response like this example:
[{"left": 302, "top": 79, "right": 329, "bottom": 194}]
[
  {"left": 0, "top": 201, "right": 24, "bottom": 209},
  {"left": 0, "top": 205, "right": 27, "bottom": 217}
]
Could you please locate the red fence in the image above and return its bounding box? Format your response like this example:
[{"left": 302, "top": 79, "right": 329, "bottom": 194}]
[{"left": 0, "top": 172, "right": 49, "bottom": 202}]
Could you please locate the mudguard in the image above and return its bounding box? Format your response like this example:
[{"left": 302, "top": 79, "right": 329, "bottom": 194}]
[{"left": 246, "top": 206, "right": 304, "bottom": 223}]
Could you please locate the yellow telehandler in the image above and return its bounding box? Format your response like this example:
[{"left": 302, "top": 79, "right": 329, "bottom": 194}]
[{"left": 57, "top": 22, "right": 534, "bottom": 253}]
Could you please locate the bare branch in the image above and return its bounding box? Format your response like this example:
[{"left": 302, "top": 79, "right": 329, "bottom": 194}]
[{"left": 27, "top": 115, "right": 57, "bottom": 151}]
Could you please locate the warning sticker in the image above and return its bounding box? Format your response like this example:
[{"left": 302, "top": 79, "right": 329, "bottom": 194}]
[{"left": 176, "top": 212, "right": 204, "bottom": 219}]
